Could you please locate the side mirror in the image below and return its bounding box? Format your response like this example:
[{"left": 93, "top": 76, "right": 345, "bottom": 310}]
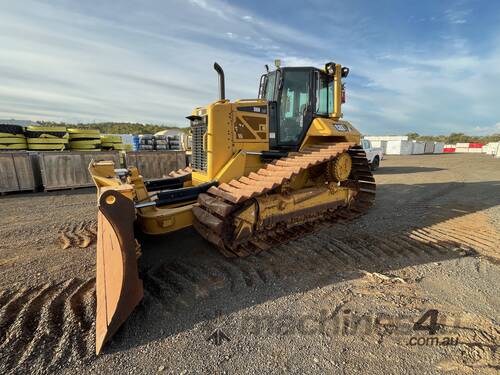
[{"left": 258, "top": 74, "right": 267, "bottom": 99}]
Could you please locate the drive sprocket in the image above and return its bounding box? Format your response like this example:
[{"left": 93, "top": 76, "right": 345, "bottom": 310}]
[{"left": 327, "top": 152, "right": 352, "bottom": 182}]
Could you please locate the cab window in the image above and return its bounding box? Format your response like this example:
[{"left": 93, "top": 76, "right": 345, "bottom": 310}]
[
  {"left": 315, "top": 73, "right": 334, "bottom": 115},
  {"left": 279, "top": 70, "right": 310, "bottom": 143},
  {"left": 264, "top": 72, "right": 277, "bottom": 101}
]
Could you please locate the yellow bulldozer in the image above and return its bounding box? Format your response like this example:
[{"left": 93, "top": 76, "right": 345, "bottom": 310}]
[{"left": 90, "top": 61, "right": 376, "bottom": 353}]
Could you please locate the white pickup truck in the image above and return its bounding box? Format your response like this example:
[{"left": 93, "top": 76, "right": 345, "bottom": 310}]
[{"left": 361, "top": 139, "right": 384, "bottom": 171}]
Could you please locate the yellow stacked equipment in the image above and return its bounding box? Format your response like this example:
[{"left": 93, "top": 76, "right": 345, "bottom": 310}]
[
  {"left": 0, "top": 124, "right": 27, "bottom": 150},
  {"left": 25, "top": 126, "right": 68, "bottom": 151},
  {"left": 100, "top": 135, "right": 132, "bottom": 151},
  {"left": 68, "top": 128, "right": 101, "bottom": 151}
]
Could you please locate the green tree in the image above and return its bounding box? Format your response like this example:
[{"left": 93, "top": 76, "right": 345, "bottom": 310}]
[
  {"left": 37, "top": 121, "right": 189, "bottom": 135},
  {"left": 405, "top": 132, "right": 420, "bottom": 140}
]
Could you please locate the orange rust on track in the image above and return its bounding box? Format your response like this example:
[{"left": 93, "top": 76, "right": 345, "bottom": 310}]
[{"left": 193, "top": 143, "right": 376, "bottom": 257}]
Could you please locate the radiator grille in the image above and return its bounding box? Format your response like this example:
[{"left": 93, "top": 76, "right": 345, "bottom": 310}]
[{"left": 191, "top": 117, "right": 207, "bottom": 172}]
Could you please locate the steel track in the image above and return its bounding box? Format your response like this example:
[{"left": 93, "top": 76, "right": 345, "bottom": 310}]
[{"left": 193, "top": 143, "right": 376, "bottom": 257}]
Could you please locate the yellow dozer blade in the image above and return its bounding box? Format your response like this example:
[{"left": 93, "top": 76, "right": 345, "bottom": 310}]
[
  {"left": 89, "top": 160, "right": 194, "bottom": 354},
  {"left": 95, "top": 189, "right": 143, "bottom": 354}
]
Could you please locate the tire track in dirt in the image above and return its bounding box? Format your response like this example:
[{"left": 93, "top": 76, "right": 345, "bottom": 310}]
[
  {"left": 48, "top": 213, "right": 500, "bottom": 365},
  {"left": 16, "top": 279, "right": 81, "bottom": 368},
  {"left": 0, "top": 290, "right": 17, "bottom": 311},
  {"left": 437, "top": 313, "right": 500, "bottom": 371},
  {"left": 0, "top": 283, "right": 61, "bottom": 368},
  {"left": 57, "top": 220, "right": 97, "bottom": 250},
  {"left": 409, "top": 211, "right": 498, "bottom": 262},
  {"left": 140, "top": 223, "right": 481, "bottom": 317},
  {"left": 0, "top": 287, "right": 43, "bottom": 344},
  {"left": 126, "top": 230, "right": 474, "bottom": 354},
  {"left": 0, "top": 278, "right": 96, "bottom": 374}
]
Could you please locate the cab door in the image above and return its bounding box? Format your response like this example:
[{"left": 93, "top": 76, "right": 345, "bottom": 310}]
[{"left": 268, "top": 68, "right": 314, "bottom": 151}]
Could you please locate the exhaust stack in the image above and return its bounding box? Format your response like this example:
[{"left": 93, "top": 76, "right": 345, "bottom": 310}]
[{"left": 213, "top": 62, "right": 225, "bottom": 100}]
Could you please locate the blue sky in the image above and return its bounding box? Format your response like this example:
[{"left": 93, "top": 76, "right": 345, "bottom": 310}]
[{"left": 1, "top": 0, "right": 499, "bottom": 135}]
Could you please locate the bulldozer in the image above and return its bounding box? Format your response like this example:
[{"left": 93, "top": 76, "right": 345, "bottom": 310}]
[{"left": 90, "top": 61, "right": 376, "bottom": 354}]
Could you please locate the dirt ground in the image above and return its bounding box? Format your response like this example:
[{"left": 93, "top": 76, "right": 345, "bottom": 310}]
[{"left": 0, "top": 153, "right": 499, "bottom": 374}]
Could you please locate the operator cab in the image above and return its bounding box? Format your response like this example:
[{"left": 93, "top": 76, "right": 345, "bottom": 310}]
[{"left": 258, "top": 64, "right": 348, "bottom": 151}]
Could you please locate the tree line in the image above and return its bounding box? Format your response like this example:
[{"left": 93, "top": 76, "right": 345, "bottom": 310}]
[
  {"left": 36, "top": 122, "right": 500, "bottom": 143},
  {"left": 37, "top": 121, "right": 189, "bottom": 135},
  {"left": 404, "top": 132, "right": 500, "bottom": 144}
]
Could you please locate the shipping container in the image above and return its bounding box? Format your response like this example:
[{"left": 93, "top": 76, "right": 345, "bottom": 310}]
[
  {"left": 411, "top": 141, "right": 425, "bottom": 155},
  {"left": 455, "top": 147, "right": 469, "bottom": 153},
  {"left": 433, "top": 142, "right": 445, "bottom": 153},
  {"left": 0, "top": 151, "right": 42, "bottom": 193},
  {"left": 456, "top": 142, "right": 470, "bottom": 148},
  {"left": 364, "top": 135, "right": 409, "bottom": 142},
  {"left": 385, "top": 140, "right": 413, "bottom": 155},
  {"left": 443, "top": 148, "right": 456, "bottom": 153},
  {"left": 484, "top": 142, "right": 499, "bottom": 155},
  {"left": 424, "top": 142, "right": 435, "bottom": 154},
  {"left": 368, "top": 140, "right": 388, "bottom": 153}
]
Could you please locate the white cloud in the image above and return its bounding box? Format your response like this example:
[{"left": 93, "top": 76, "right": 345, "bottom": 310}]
[
  {"left": 0, "top": 0, "right": 276, "bottom": 124},
  {"left": 188, "top": 0, "right": 228, "bottom": 20},
  {"left": 473, "top": 123, "right": 500, "bottom": 135},
  {"left": 0, "top": 0, "right": 499, "bottom": 136},
  {"left": 278, "top": 56, "right": 322, "bottom": 67},
  {"left": 444, "top": 8, "right": 471, "bottom": 24}
]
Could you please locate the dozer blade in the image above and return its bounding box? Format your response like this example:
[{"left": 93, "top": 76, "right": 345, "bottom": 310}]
[{"left": 96, "top": 189, "right": 143, "bottom": 354}]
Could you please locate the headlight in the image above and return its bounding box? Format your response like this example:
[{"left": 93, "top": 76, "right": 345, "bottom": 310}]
[{"left": 325, "top": 62, "right": 336, "bottom": 75}]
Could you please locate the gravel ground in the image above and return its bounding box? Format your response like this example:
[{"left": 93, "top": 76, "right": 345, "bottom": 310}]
[{"left": 0, "top": 153, "right": 499, "bottom": 374}]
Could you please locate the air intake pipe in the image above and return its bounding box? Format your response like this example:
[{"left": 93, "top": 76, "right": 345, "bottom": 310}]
[{"left": 213, "top": 62, "right": 225, "bottom": 100}]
